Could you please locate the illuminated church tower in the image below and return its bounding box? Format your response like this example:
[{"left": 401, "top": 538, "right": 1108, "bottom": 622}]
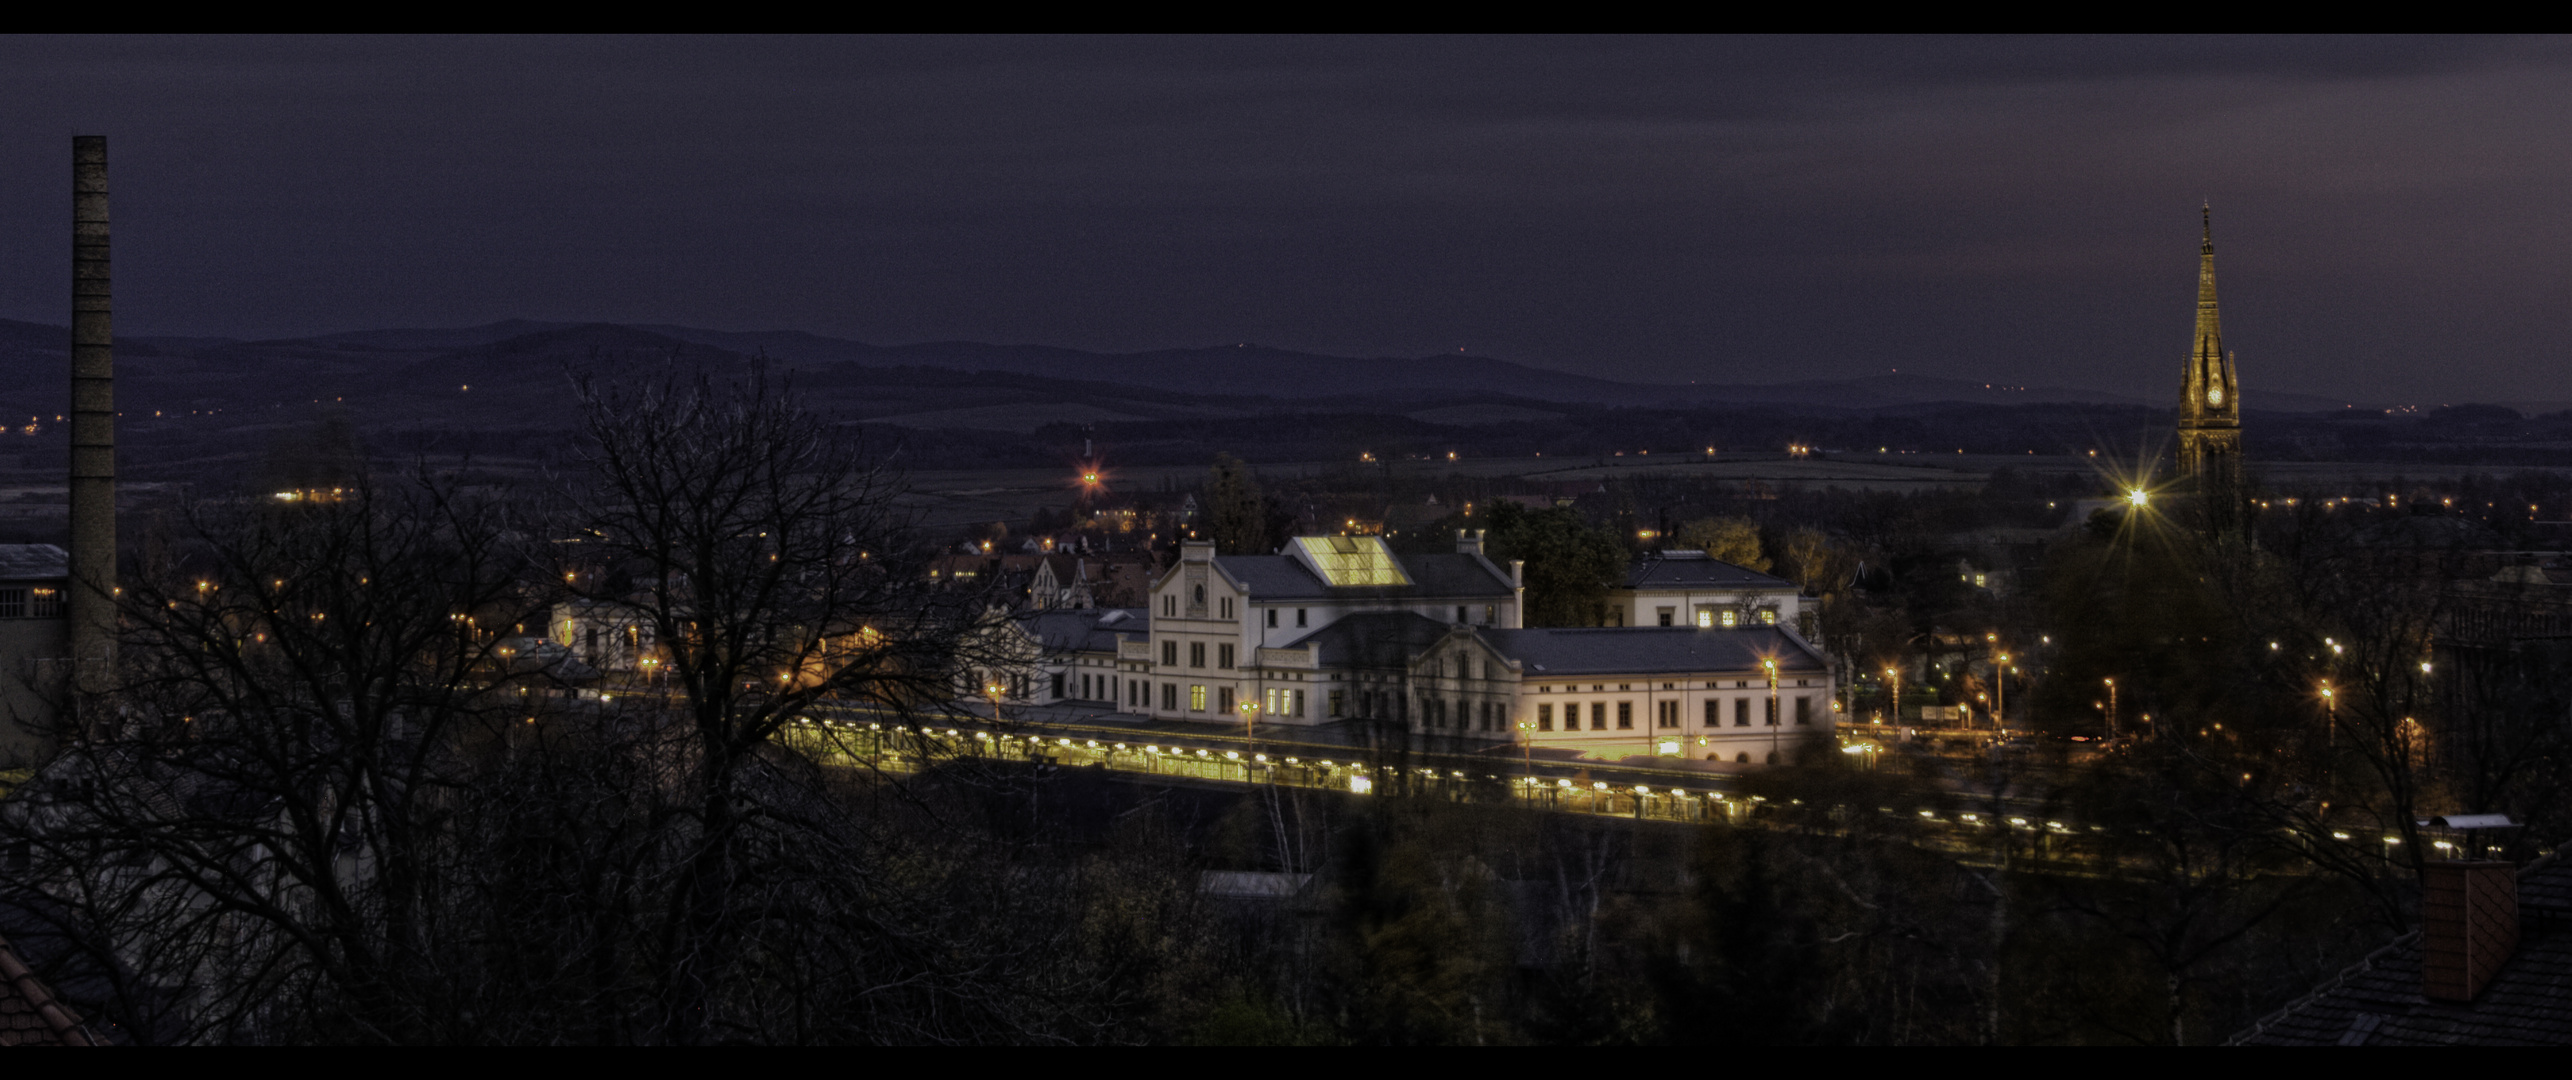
[{"left": 2178, "top": 205, "right": 2242, "bottom": 487}]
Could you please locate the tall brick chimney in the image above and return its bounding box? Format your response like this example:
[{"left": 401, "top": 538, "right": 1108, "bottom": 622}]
[
  {"left": 2420, "top": 861, "right": 2518, "bottom": 1002},
  {"left": 68, "top": 136, "right": 115, "bottom": 692}
]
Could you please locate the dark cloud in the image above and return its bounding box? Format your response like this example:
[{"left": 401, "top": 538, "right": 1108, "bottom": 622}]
[{"left": 1, "top": 35, "right": 2566, "bottom": 403}]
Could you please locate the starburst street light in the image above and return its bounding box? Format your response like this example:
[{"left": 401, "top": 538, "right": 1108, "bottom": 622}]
[{"left": 2127, "top": 487, "right": 2150, "bottom": 508}]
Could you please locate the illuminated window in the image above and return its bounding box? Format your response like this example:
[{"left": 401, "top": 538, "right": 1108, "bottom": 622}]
[
  {"left": 1695, "top": 609, "right": 1713, "bottom": 628},
  {"left": 1189, "top": 684, "right": 1206, "bottom": 711},
  {"left": 1721, "top": 610, "right": 1739, "bottom": 627},
  {"left": 1294, "top": 536, "right": 1411, "bottom": 587},
  {"left": 1759, "top": 609, "right": 1778, "bottom": 626}
]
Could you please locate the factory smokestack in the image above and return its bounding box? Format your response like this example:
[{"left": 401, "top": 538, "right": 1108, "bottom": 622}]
[{"left": 68, "top": 136, "right": 115, "bottom": 691}]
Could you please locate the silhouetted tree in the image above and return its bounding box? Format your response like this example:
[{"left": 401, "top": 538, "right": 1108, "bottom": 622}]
[
  {"left": 1479, "top": 501, "right": 1624, "bottom": 627},
  {"left": 1207, "top": 453, "right": 1269, "bottom": 555}
]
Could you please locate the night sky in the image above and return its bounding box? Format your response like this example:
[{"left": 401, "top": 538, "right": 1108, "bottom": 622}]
[{"left": 3, "top": 35, "right": 2567, "bottom": 405}]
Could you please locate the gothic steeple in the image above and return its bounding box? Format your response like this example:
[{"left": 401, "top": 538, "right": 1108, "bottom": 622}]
[{"left": 2178, "top": 204, "right": 2242, "bottom": 484}]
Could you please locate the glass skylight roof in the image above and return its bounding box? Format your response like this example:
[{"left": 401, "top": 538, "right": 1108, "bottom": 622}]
[{"left": 1295, "top": 536, "right": 1411, "bottom": 587}]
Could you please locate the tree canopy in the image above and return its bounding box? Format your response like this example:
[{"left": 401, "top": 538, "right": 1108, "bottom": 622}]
[{"left": 1478, "top": 500, "right": 1626, "bottom": 627}]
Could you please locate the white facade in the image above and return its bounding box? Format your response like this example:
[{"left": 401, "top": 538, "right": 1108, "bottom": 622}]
[
  {"left": 1608, "top": 550, "right": 1809, "bottom": 634},
  {"left": 551, "top": 599, "right": 658, "bottom": 673},
  {"left": 1132, "top": 536, "right": 1520, "bottom": 726},
  {"left": 974, "top": 536, "right": 1838, "bottom": 766}
]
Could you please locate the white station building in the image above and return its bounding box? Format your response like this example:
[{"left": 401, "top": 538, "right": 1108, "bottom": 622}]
[{"left": 984, "top": 534, "right": 1835, "bottom": 764}]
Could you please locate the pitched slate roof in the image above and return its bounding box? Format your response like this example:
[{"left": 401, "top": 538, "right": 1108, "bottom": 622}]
[
  {"left": 0, "top": 931, "right": 98, "bottom": 1046},
  {"left": 1214, "top": 551, "right": 1514, "bottom": 601},
  {"left": 1625, "top": 552, "right": 1795, "bottom": 591},
  {"left": 1482, "top": 626, "right": 1827, "bottom": 678},
  {"left": 1281, "top": 612, "right": 1454, "bottom": 667},
  {"left": 2231, "top": 844, "right": 2572, "bottom": 1046},
  {"left": 1021, "top": 608, "right": 1148, "bottom": 653},
  {"left": 0, "top": 545, "right": 68, "bottom": 583}
]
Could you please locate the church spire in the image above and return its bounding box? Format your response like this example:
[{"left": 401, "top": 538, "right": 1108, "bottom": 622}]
[
  {"left": 2178, "top": 204, "right": 2243, "bottom": 485},
  {"left": 2190, "top": 203, "right": 2225, "bottom": 413}
]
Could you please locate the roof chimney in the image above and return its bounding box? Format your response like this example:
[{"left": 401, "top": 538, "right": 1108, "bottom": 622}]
[
  {"left": 2421, "top": 861, "right": 2518, "bottom": 1002},
  {"left": 1457, "top": 528, "right": 1485, "bottom": 556},
  {"left": 68, "top": 136, "right": 115, "bottom": 694}
]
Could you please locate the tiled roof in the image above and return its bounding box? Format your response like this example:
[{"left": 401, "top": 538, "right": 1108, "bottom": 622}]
[
  {"left": 2232, "top": 845, "right": 2572, "bottom": 1046},
  {"left": 1214, "top": 551, "right": 1513, "bottom": 601},
  {"left": 1482, "top": 626, "right": 1827, "bottom": 678},
  {"left": 0, "top": 931, "right": 98, "bottom": 1046},
  {"left": 0, "top": 545, "right": 68, "bottom": 583},
  {"left": 1624, "top": 552, "right": 1795, "bottom": 591}
]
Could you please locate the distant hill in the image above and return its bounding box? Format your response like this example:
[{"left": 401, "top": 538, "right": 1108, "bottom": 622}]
[
  {"left": 632, "top": 324, "right": 2255, "bottom": 410},
  {"left": 0, "top": 317, "right": 2557, "bottom": 488},
  {"left": 0, "top": 316, "right": 2388, "bottom": 419}
]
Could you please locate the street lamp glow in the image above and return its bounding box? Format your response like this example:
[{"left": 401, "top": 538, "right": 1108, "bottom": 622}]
[{"left": 2127, "top": 488, "right": 2149, "bottom": 508}]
